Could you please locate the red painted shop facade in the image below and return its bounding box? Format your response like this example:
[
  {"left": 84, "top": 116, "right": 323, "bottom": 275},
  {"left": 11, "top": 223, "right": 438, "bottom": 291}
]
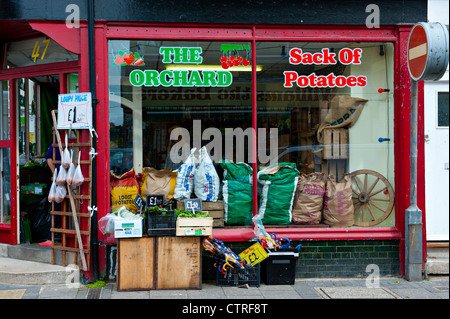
[{"left": 0, "top": 19, "right": 426, "bottom": 280}]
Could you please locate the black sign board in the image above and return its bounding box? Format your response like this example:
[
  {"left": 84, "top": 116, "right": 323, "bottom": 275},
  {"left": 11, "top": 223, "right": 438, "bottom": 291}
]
[
  {"left": 146, "top": 194, "right": 165, "bottom": 207},
  {"left": 184, "top": 198, "right": 202, "bottom": 212},
  {"left": 134, "top": 193, "right": 145, "bottom": 211}
]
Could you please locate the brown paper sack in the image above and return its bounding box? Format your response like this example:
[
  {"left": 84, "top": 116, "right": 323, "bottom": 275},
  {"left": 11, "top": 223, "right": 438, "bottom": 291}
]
[
  {"left": 323, "top": 174, "right": 354, "bottom": 227},
  {"left": 292, "top": 172, "right": 326, "bottom": 225},
  {"left": 317, "top": 95, "right": 368, "bottom": 143},
  {"left": 140, "top": 167, "right": 178, "bottom": 199}
]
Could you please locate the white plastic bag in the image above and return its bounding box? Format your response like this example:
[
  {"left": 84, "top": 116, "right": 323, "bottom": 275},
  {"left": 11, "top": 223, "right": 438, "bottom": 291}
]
[
  {"left": 194, "top": 146, "right": 220, "bottom": 202},
  {"left": 48, "top": 171, "right": 57, "bottom": 202},
  {"left": 55, "top": 166, "right": 67, "bottom": 186},
  {"left": 66, "top": 149, "right": 76, "bottom": 185},
  {"left": 55, "top": 185, "right": 67, "bottom": 203},
  {"left": 61, "top": 134, "right": 71, "bottom": 169},
  {"left": 72, "top": 150, "right": 84, "bottom": 187},
  {"left": 173, "top": 148, "right": 197, "bottom": 200}
]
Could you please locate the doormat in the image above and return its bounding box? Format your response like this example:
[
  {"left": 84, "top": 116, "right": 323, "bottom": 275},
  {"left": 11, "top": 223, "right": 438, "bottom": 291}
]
[{"left": 314, "top": 287, "right": 400, "bottom": 299}]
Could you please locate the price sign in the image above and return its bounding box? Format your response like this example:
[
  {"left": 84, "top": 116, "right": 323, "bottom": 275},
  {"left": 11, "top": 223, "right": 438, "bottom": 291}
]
[
  {"left": 133, "top": 193, "right": 145, "bottom": 211},
  {"left": 57, "top": 93, "right": 92, "bottom": 129},
  {"left": 238, "top": 242, "right": 269, "bottom": 266},
  {"left": 146, "top": 194, "right": 164, "bottom": 207},
  {"left": 184, "top": 198, "right": 202, "bottom": 212}
]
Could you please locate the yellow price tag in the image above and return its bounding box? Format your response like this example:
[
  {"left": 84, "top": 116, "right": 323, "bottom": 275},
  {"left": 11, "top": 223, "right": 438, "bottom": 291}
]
[{"left": 238, "top": 242, "right": 269, "bottom": 266}]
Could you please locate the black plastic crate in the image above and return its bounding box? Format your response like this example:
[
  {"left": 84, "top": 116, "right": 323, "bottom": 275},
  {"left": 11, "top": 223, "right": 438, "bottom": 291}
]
[
  {"left": 262, "top": 249, "right": 299, "bottom": 285},
  {"left": 147, "top": 211, "right": 176, "bottom": 236},
  {"left": 216, "top": 263, "right": 260, "bottom": 287}
]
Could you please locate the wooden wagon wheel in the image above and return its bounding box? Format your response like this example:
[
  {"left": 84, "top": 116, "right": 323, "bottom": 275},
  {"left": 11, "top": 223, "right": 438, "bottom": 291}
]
[{"left": 350, "top": 169, "right": 394, "bottom": 226}]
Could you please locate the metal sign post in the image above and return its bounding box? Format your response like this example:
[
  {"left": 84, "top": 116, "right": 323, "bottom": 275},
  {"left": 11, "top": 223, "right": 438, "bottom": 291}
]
[{"left": 405, "top": 22, "right": 449, "bottom": 281}]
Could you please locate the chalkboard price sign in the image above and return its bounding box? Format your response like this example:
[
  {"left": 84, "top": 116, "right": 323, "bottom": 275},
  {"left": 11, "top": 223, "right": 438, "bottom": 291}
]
[
  {"left": 133, "top": 193, "right": 145, "bottom": 211},
  {"left": 146, "top": 194, "right": 165, "bottom": 207},
  {"left": 184, "top": 198, "right": 202, "bottom": 212}
]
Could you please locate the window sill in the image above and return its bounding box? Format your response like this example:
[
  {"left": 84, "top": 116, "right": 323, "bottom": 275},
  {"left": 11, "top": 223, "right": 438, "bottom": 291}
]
[{"left": 212, "top": 226, "right": 401, "bottom": 242}]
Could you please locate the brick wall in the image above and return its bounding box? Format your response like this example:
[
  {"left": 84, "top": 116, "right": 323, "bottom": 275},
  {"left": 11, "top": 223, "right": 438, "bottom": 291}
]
[{"left": 293, "top": 240, "right": 401, "bottom": 278}]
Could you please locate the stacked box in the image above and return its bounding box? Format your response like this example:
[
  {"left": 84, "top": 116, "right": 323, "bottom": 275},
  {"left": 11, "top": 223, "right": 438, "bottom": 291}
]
[{"left": 177, "top": 200, "right": 224, "bottom": 228}]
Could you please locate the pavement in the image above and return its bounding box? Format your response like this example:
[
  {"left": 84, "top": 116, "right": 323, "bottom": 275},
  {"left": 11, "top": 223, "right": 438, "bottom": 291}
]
[{"left": 0, "top": 275, "right": 448, "bottom": 300}]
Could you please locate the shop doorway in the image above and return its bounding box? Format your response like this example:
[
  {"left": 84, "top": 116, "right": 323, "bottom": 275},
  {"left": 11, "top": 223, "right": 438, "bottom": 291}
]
[
  {"left": 424, "top": 80, "right": 449, "bottom": 242},
  {"left": 17, "top": 73, "right": 79, "bottom": 245}
]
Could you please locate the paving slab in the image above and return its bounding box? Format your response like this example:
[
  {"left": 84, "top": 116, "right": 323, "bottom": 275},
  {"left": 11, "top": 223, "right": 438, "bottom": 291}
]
[
  {"left": 0, "top": 289, "right": 26, "bottom": 299},
  {"left": 38, "top": 285, "right": 79, "bottom": 299},
  {"left": 315, "top": 287, "right": 400, "bottom": 299}
]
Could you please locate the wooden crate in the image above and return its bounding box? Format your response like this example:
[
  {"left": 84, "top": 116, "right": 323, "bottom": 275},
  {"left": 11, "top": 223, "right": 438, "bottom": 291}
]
[
  {"left": 177, "top": 200, "right": 224, "bottom": 227},
  {"left": 117, "top": 236, "right": 202, "bottom": 290},
  {"left": 117, "top": 237, "right": 155, "bottom": 291},
  {"left": 156, "top": 237, "right": 202, "bottom": 289},
  {"left": 176, "top": 217, "right": 213, "bottom": 236},
  {"left": 323, "top": 128, "right": 349, "bottom": 159}
]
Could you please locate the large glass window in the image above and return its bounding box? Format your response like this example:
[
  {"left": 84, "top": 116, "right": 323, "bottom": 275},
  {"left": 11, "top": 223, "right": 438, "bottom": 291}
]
[{"left": 108, "top": 39, "right": 395, "bottom": 228}]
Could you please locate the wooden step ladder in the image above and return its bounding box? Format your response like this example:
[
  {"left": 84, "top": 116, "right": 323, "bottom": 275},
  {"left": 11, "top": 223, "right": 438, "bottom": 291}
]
[{"left": 49, "top": 110, "right": 91, "bottom": 271}]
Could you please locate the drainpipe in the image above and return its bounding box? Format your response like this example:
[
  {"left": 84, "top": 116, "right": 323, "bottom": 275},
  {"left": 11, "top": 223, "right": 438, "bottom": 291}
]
[
  {"left": 405, "top": 79, "right": 423, "bottom": 282},
  {"left": 88, "top": 0, "right": 99, "bottom": 282}
]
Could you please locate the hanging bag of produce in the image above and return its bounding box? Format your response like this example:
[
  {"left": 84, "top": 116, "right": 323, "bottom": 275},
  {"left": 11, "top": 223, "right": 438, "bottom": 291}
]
[
  {"left": 292, "top": 172, "right": 326, "bottom": 225},
  {"left": 174, "top": 148, "right": 197, "bottom": 200},
  {"left": 55, "top": 166, "right": 67, "bottom": 186},
  {"left": 72, "top": 150, "right": 84, "bottom": 187},
  {"left": 323, "top": 174, "right": 354, "bottom": 227},
  {"left": 221, "top": 160, "right": 253, "bottom": 225},
  {"left": 55, "top": 184, "right": 67, "bottom": 203},
  {"left": 48, "top": 170, "right": 57, "bottom": 202},
  {"left": 257, "top": 162, "right": 299, "bottom": 225},
  {"left": 66, "top": 149, "right": 76, "bottom": 185},
  {"left": 61, "top": 134, "right": 72, "bottom": 169},
  {"left": 194, "top": 146, "right": 220, "bottom": 202}
]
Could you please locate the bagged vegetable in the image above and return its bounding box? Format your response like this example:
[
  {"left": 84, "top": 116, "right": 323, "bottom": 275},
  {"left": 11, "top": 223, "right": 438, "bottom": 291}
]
[
  {"left": 72, "top": 150, "right": 84, "bottom": 186},
  {"left": 55, "top": 185, "right": 67, "bottom": 203},
  {"left": 61, "top": 134, "right": 71, "bottom": 169},
  {"left": 55, "top": 166, "right": 67, "bottom": 186},
  {"left": 323, "top": 174, "right": 354, "bottom": 227},
  {"left": 173, "top": 148, "right": 197, "bottom": 200},
  {"left": 221, "top": 160, "right": 253, "bottom": 225},
  {"left": 66, "top": 150, "right": 76, "bottom": 185},
  {"left": 99, "top": 206, "right": 142, "bottom": 235},
  {"left": 140, "top": 167, "right": 178, "bottom": 199},
  {"left": 292, "top": 172, "right": 326, "bottom": 225},
  {"left": 48, "top": 171, "right": 57, "bottom": 202},
  {"left": 194, "top": 146, "right": 220, "bottom": 202},
  {"left": 110, "top": 168, "right": 140, "bottom": 212},
  {"left": 257, "top": 162, "right": 299, "bottom": 225}
]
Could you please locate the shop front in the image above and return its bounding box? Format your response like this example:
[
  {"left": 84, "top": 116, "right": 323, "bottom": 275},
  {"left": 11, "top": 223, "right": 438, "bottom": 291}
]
[{"left": 0, "top": 0, "right": 428, "bottom": 282}]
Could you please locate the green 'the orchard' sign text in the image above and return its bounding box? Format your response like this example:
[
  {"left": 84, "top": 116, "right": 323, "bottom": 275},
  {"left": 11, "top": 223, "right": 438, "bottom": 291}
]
[{"left": 129, "top": 47, "right": 233, "bottom": 88}]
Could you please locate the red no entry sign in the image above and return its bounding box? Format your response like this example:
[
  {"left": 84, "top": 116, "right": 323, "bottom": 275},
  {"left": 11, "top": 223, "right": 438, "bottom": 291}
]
[{"left": 407, "top": 22, "right": 449, "bottom": 81}]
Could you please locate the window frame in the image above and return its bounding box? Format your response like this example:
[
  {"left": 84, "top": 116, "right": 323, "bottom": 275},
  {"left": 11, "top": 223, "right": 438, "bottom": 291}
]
[{"left": 100, "top": 23, "right": 408, "bottom": 242}]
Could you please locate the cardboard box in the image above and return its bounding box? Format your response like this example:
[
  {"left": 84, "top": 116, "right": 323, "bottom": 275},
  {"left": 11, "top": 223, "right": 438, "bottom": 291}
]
[{"left": 114, "top": 219, "right": 143, "bottom": 238}]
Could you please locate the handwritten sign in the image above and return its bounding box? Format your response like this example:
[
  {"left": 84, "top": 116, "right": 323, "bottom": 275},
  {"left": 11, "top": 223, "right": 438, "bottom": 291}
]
[
  {"left": 184, "top": 198, "right": 202, "bottom": 212},
  {"left": 146, "top": 194, "right": 164, "bottom": 207},
  {"left": 57, "top": 93, "right": 92, "bottom": 129},
  {"left": 238, "top": 242, "right": 269, "bottom": 266},
  {"left": 133, "top": 193, "right": 145, "bottom": 211}
]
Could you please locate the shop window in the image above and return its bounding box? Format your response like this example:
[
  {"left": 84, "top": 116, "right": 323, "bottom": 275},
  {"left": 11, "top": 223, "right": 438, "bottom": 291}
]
[
  {"left": 437, "top": 92, "right": 449, "bottom": 127},
  {"left": 4, "top": 37, "right": 78, "bottom": 69},
  {"left": 256, "top": 42, "right": 395, "bottom": 227},
  {"left": 1, "top": 80, "right": 9, "bottom": 140},
  {"left": 108, "top": 40, "right": 395, "bottom": 228},
  {"left": 0, "top": 148, "right": 11, "bottom": 224}
]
